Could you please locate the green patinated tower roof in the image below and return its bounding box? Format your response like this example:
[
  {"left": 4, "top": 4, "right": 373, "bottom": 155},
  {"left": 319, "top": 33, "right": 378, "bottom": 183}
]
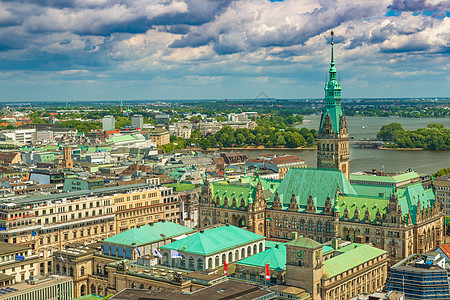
[
  {"left": 319, "top": 31, "right": 343, "bottom": 134},
  {"left": 286, "top": 236, "right": 322, "bottom": 249}
]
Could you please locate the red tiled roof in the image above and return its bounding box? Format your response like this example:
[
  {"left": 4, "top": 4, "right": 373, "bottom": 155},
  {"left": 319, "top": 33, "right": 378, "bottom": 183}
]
[
  {"left": 212, "top": 157, "right": 225, "bottom": 166},
  {"left": 439, "top": 244, "right": 450, "bottom": 258},
  {"left": 269, "top": 155, "right": 304, "bottom": 165}
]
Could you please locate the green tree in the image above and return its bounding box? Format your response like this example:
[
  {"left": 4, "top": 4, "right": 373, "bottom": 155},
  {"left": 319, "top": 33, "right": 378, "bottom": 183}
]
[{"left": 377, "top": 123, "right": 405, "bottom": 141}]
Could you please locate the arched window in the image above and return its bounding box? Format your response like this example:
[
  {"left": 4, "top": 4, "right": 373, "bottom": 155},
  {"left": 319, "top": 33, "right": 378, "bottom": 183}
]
[
  {"left": 69, "top": 267, "right": 74, "bottom": 276},
  {"left": 308, "top": 220, "right": 313, "bottom": 231},
  {"left": 241, "top": 248, "right": 245, "bottom": 258},
  {"left": 189, "top": 257, "right": 195, "bottom": 270},
  {"left": 215, "top": 256, "right": 219, "bottom": 267},
  {"left": 103, "top": 265, "right": 108, "bottom": 277},
  {"left": 208, "top": 258, "right": 213, "bottom": 269},
  {"left": 96, "top": 263, "right": 102, "bottom": 274},
  {"left": 235, "top": 250, "right": 239, "bottom": 260},
  {"left": 253, "top": 244, "right": 257, "bottom": 254},
  {"left": 228, "top": 252, "right": 232, "bottom": 262},
  {"left": 90, "top": 284, "right": 96, "bottom": 295},
  {"left": 80, "top": 266, "right": 85, "bottom": 276},
  {"left": 98, "top": 285, "right": 103, "bottom": 296},
  {"left": 140, "top": 284, "right": 145, "bottom": 289},
  {"left": 80, "top": 284, "right": 86, "bottom": 296},
  {"left": 131, "top": 282, "right": 135, "bottom": 288},
  {"left": 197, "top": 258, "right": 203, "bottom": 270},
  {"left": 247, "top": 246, "right": 251, "bottom": 256},
  {"left": 326, "top": 222, "right": 332, "bottom": 233},
  {"left": 163, "top": 253, "right": 169, "bottom": 265},
  {"left": 259, "top": 243, "right": 263, "bottom": 252}
]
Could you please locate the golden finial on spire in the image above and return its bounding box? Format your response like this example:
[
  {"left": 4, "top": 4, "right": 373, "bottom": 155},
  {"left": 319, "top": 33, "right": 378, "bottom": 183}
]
[{"left": 331, "top": 31, "right": 334, "bottom": 45}]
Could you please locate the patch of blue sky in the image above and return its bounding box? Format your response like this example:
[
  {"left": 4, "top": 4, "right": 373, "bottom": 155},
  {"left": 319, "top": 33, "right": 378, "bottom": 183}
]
[{"left": 385, "top": 10, "right": 402, "bottom": 17}]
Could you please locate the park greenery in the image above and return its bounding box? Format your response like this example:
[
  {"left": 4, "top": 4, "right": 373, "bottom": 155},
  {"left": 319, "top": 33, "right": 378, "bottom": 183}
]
[
  {"left": 377, "top": 123, "right": 450, "bottom": 150},
  {"left": 433, "top": 168, "right": 450, "bottom": 178}
]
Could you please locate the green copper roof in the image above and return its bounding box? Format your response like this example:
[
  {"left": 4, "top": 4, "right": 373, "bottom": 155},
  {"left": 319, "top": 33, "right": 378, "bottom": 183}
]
[
  {"left": 265, "top": 240, "right": 286, "bottom": 249},
  {"left": 338, "top": 182, "right": 435, "bottom": 225},
  {"left": 323, "top": 244, "right": 386, "bottom": 279},
  {"left": 286, "top": 237, "right": 322, "bottom": 249},
  {"left": 351, "top": 184, "right": 393, "bottom": 198},
  {"left": 209, "top": 176, "right": 280, "bottom": 208},
  {"left": 160, "top": 225, "right": 265, "bottom": 256},
  {"left": 102, "top": 221, "right": 194, "bottom": 247},
  {"left": 106, "top": 134, "right": 145, "bottom": 144},
  {"left": 338, "top": 195, "right": 388, "bottom": 222},
  {"left": 237, "top": 244, "right": 286, "bottom": 271},
  {"left": 270, "top": 168, "right": 356, "bottom": 211},
  {"left": 349, "top": 172, "right": 419, "bottom": 184}
]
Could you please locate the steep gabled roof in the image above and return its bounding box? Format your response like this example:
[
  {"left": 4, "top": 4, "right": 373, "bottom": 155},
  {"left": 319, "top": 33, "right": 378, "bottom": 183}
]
[{"left": 270, "top": 168, "right": 356, "bottom": 211}]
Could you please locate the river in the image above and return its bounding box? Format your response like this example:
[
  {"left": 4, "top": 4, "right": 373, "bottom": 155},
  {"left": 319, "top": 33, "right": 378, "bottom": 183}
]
[{"left": 237, "top": 116, "right": 450, "bottom": 175}]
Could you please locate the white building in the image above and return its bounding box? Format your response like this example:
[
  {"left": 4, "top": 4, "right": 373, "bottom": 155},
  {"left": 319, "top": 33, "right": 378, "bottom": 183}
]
[
  {"left": 103, "top": 115, "right": 115, "bottom": 131},
  {"left": 2, "top": 129, "right": 36, "bottom": 144},
  {"left": 131, "top": 115, "right": 144, "bottom": 129}
]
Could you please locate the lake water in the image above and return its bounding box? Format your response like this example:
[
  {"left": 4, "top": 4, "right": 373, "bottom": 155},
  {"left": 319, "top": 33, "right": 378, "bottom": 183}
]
[{"left": 238, "top": 116, "right": 450, "bottom": 175}]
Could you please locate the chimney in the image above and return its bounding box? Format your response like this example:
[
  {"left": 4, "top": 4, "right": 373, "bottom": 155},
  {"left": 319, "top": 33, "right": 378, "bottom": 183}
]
[
  {"left": 332, "top": 238, "right": 340, "bottom": 250},
  {"left": 291, "top": 231, "right": 298, "bottom": 240}
]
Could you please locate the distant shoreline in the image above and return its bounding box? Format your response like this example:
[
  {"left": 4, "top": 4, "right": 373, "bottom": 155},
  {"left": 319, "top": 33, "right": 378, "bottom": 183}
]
[{"left": 378, "top": 147, "right": 424, "bottom": 151}]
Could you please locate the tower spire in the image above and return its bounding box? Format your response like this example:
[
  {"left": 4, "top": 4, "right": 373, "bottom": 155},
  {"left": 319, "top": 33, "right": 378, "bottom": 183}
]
[
  {"left": 329, "top": 31, "right": 336, "bottom": 80},
  {"left": 330, "top": 31, "right": 334, "bottom": 66}
]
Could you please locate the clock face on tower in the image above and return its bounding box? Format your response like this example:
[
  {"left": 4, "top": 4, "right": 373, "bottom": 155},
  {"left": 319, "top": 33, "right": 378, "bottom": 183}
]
[{"left": 296, "top": 250, "right": 303, "bottom": 259}]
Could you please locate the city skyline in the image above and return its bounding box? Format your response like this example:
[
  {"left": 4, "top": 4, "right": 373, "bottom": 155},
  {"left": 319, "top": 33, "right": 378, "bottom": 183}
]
[{"left": 0, "top": 0, "right": 448, "bottom": 101}]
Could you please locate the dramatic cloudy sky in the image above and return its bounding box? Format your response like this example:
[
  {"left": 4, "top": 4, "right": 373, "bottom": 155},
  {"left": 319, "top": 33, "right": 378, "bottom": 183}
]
[{"left": 0, "top": 0, "right": 448, "bottom": 101}]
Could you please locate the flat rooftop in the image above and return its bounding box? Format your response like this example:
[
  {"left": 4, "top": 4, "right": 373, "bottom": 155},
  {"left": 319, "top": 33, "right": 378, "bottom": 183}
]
[{"left": 111, "top": 280, "right": 275, "bottom": 300}]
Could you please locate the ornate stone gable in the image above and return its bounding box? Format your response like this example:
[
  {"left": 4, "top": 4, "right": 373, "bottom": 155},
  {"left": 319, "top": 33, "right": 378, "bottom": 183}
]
[
  {"left": 223, "top": 196, "right": 229, "bottom": 207},
  {"left": 240, "top": 197, "right": 246, "bottom": 210},
  {"left": 321, "top": 114, "right": 334, "bottom": 135},
  {"left": 231, "top": 197, "right": 237, "bottom": 209},
  {"left": 364, "top": 208, "right": 371, "bottom": 224},
  {"left": 272, "top": 192, "right": 283, "bottom": 210},
  {"left": 340, "top": 114, "right": 348, "bottom": 135},
  {"left": 306, "top": 195, "right": 316, "bottom": 213},
  {"left": 353, "top": 207, "right": 360, "bottom": 222},
  {"left": 324, "top": 197, "right": 333, "bottom": 215},
  {"left": 200, "top": 178, "right": 212, "bottom": 205},
  {"left": 343, "top": 206, "right": 349, "bottom": 221},
  {"left": 288, "top": 194, "right": 299, "bottom": 212},
  {"left": 375, "top": 209, "right": 382, "bottom": 225},
  {"left": 416, "top": 200, "right": 422, "bottom": 224}
]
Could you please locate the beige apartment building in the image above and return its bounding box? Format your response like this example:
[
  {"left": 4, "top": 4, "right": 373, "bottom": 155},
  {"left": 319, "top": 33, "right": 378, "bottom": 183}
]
[
  {"left": 0, "top": 243, "right": 39, "bottom": 285},
  {"left": 114, "top": 186, "right": 180, "bottom": 233},
  {"left": 435, "top": 174, "right": 450, "bottom": 217},
  {"left": 0, "top": 183, "right": 182, "bottom": 275}
]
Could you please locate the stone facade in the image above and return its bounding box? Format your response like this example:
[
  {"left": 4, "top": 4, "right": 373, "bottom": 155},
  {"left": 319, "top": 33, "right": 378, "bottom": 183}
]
[{"left": 199, "top": 177, "right": 266, "bottom": 236}]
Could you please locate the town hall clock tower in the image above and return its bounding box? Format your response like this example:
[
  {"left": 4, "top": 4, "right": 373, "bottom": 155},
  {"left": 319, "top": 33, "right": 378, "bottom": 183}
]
[{"left": 317, "top": 31, "right": 350, "bottom": 179}]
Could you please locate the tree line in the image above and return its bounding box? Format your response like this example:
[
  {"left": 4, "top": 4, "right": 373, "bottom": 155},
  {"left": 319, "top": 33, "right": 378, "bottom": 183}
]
[{"left": 377, "top": 123, "right": 450, "bottom": 150}]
